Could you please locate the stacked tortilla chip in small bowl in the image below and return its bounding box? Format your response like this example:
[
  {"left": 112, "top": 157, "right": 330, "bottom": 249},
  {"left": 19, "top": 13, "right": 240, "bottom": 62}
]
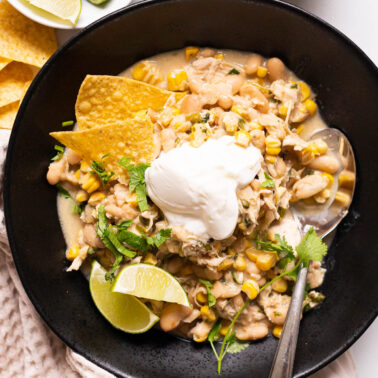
[{"left": 0, "top": 0, "right": 57, "bottom": 129}]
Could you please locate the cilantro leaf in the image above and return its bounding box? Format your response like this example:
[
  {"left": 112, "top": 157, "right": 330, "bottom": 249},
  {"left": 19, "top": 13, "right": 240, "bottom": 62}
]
[
  {"left": 151, "top": 229, "right": 172, "bottom": 248},
  {"left": 119, "top": 157, "right": 150, "bottom": 212},
  {"left": 261, "top": 172, "right": 275, "bottom": 188},
  {"left": 198, "top": 279, "right": 216, "bottom": 307},
  {"left": 208, "top": 321, "right": 221, "bottom": 343},
  {"left": 117, "top": 229, "right": 148, "bottom": 252},
  {"left": 51, "top": 145, "right": 64, "bottom": 161},
  {"left": 295, "top": 227, "right": 327, "bottom": 267},
  {"left": 91, "top": 157, "right": 114, "bottom": 186},
  {"left": 115, "top": 220, "right": 133, "bottom": 231},
  {"left": 104, "top": 227, "right": 136, "bottom": 258},
  {"left": 227, "top": 337, "right": 249, "bottom": 354},
  {"left": 227, "top": 68, "right": 240, "bottom": 75}
]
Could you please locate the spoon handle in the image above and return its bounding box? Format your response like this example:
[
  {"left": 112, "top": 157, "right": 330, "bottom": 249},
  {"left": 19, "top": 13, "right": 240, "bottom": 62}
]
[{"left": 269, "top": 266, "right": 308, "bottom": 378}]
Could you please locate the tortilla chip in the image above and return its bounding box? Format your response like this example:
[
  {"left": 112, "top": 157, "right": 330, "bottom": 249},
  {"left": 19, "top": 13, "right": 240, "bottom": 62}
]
[
  {"left": 76, "top": 75, "right": 184, "bottom": 130},
  {"left": 50, "top": 117, "right": 154, "bottom": 181},
  {"left": 0, "top": 1, "right": 57, "bottom": 67},
  {"left": 0, "top": 61, "right": 34, "bottom": 107},
  {"left": 0, "top": 101, "right": 19, "bottom": 129},
  {"left": 0, "top": 56, "right": 11, "bottom": 71}
]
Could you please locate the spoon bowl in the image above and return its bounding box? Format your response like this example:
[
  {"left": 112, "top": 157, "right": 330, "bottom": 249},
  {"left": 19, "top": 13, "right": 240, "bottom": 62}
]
[
  {"left": 270, "top": 128, "right": 357, "bottom": 378},
  {"left": 293, "top": 128, "right": 356, "bottom": 237}
]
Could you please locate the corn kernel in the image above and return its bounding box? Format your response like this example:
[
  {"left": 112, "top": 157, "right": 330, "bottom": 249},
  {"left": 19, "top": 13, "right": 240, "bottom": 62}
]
[
  {"left": 144, "top": 252, "right": 158, "bottom": 265},
  {"left": 296, "top": 124, "right": 305, "bottom": 135},
  {"left": 66, "top": 246, "right": 79, "bottom": 261},
  {"left": 257, "top": 66, "right": 268, "bottom": 78},
  {"left": 279, "top": 105, "right": 288, "bottom": 117},
  {"left": 167, "top": 70, "right": 188, "bottom": 92},
  {"left": 312, "top": 139, "right": 328, "bottom": 155},
  {"left": 217, "top": 258, "right": 234, "bottom": 271},
  {"left": 74, "top": 169, "right": 81, "bottom": 180},
  {"left": 321, "top": 172, "right": 334, "bottom": 188},
  {"left": 80, "top": 160, "right": 90, "bottom": 172},
  {"left": 245, "top": 248, "right": 261, "bottom": 262},
  {"left": 185, "top": 46, "right": 199, "bottom": 60},
  {"left": 241, "top": 280, "right": 259, "bottom": 300},
  {"left": 338, "top": 170, "right": 355, "bottom": 189},
  {"left": 227, "top": 248, "right": 236, "bottom": 256},
  {"left": 88, "top": 191, "right": 106, "bottom": 206},
  {"left": 82, "top": 174, "right": 101, "bottom": 194},
  {"left": 304, "top": 99, "right": 317, "bottom": 116},
  {"left": 256, "top": 253, "right": 277, "bottom": 271},
  {"left": 265, "top": 135, "right": 281, "bottom": 156},
  {"left": 244, "top": 239, "right": 253, "bottom": 249},
  {"left": 298, "top": 81, "right": 311, "bottom": 101},
  {"left": 179, "top": 264, "right": 193, "bottom": 276},
  {"left": 299, "top": 146, "right": 315, "bottom": 165},
  {"left": 314, "top": 189, "right": 331, "bottom": 204},
  {"left": 265, "top": 155, "right": 277, "bottom": 164},
  {"left": 132, "top": 61, "right": 162, "bottom": 85},
  {"left": 193, "top": 335, "right": 207, "bottom": 343},
  {"left": 334, "top": 191, "right": 351, "bottom": 207},
  {"left": 200, "top": 305, "right": 216, "bottom": 322},
  {"left": 219, "top": 320, "right": 232, "bottom": 336},
  {"left": 267, "top": 229, "right": 277, "bottom": 242},
  {"left": 234, "top": 130, "right": 251, "bottom": 147},
  {"left": 76, "top": 190, "right": 88, "bottom": 203},
  {"left": 272, "top": 278, "right": 288, "bottom": 293},
  {"left": 196, "top": 291, "right": 208, "bottom": 304},
  {"left": 215, "top": 53, "right": 224, "bottom": 60},
  {"left": 231, "top": 106, "right": 248, "bottom": 119},
  {"left": 234, "top": 256, "right": 247, "bottom": 271},
  {"left": 273, "top": 326, "right": 283, "bottom": 338}
]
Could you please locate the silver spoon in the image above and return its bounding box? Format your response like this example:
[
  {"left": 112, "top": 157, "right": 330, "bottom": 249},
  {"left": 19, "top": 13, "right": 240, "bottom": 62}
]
[{"left": 269, "top": 128, "right": 356, "bottom": 378}]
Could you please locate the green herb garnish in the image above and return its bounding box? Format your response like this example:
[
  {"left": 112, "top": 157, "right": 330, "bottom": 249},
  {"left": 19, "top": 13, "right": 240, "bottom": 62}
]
[
  {"left": 56, "top": 183, "right": 84, "bottom": 215},
  {"left": 201, "top": 112, "right": 210, "bottom": 123},
  {"left": 119, "top": 157, "right": 150, "bottom": 212},
  {"left": 290, "top": 83, "right": 298, "bottom": 89},
  {"left": 91, "top": 156, "right": 114, "bottom": 186},
  {"left": 238, "top": 118, "right": 246, "bottom": 129},
  {"left": 198, "top": 279, "right": 216, "bottom": 307},
  {"left": 261, "top": 172, "right": 275, "bottom": 188},
  {"left": 61, "top": 120, "right": 74, "bottom": 127},
  {"left": 51, "top": 145, "right": 64, "bottom": 161},
  {"left": 227, "top": 68, "right": 240, "bottom": 75},
  {"left": 213, "top": 228, "right": 327, "bottom": 373},
  {"left": 144, "top": 229, "right": 172, "bottom": 248}
]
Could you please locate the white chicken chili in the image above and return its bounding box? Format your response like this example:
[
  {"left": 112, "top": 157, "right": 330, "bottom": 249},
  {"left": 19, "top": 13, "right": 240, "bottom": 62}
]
[{"left": 47, "top": 47, "right": 355, "bottom": 362}]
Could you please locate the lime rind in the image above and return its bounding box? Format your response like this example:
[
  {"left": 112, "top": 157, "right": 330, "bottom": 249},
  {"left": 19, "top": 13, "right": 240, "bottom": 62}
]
[
  {"left": 112, "top": 263, "right": 191, "bottom": 307},
  {"left": 89, "top": 261, "right": 159, "bottom": 334}
]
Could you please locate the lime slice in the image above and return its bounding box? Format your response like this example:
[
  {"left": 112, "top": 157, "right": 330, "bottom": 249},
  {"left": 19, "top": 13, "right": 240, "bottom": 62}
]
[
  {"left": 27, "top": 0, "right": 82, "bottom": 24},
  {"left": 89, "top": 261, "right": 159, "bottom": 334},
  {"left": 112, "top": 263, "right": 191, "bottom": 307}
]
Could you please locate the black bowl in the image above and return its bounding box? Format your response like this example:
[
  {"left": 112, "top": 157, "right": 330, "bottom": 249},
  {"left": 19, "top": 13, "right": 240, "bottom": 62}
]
[{"left": 4, "top": 0, "right": 378, "bottom": 377}]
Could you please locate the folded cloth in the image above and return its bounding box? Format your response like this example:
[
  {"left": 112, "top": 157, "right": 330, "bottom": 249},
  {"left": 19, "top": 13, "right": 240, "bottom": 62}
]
[{"left": 0, "top": 129, "right": 355, "bottom": 377}]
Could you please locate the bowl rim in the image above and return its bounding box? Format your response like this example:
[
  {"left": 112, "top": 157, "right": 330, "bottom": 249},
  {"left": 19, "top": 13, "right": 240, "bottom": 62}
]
[{"left": 4, "top": 0, "right": 378, "bottom": 377}]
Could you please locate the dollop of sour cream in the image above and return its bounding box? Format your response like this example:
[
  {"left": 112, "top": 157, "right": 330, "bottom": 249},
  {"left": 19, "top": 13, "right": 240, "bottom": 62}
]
[{"left": 145, "top": 136, "right": 262, "bottom": 240}]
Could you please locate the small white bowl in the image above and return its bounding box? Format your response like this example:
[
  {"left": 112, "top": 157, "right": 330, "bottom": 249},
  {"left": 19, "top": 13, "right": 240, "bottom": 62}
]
[{"left": 7, "top": 0, "right": 132, "bottom": 29}]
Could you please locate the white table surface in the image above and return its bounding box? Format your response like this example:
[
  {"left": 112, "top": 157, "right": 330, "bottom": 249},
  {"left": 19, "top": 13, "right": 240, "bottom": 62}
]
[{"left": 56, "top": 1, "right": 377, "bottom": 377}]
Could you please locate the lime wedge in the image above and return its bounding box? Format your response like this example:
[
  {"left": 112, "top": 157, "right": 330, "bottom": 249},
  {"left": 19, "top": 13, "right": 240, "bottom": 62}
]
[
  {"left": 89, "top": 261, "right": 159, "bottom": 334},
  {"left": 27, "top": 0, "right": 82, "bottom": 25},
  {"left": 112, "top": 263, "right": 191, "bottom": 307}
]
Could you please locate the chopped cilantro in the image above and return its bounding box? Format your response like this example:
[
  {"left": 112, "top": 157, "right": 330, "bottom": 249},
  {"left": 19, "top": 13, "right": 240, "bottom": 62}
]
[
  {"left": 61, "top": 120, "right": 74, "bottom": 127},
  {"left": 226, "top": 336, "right": 249, "bottom": 354},
  {"left": 261, "top": 172, "right": 275, "bottom": 188},
  {"left": 238, "top": 118, "right": 246, "bottom": 129},
  {"left": 91, "top": 156, "right": 114, "bottom": 186},
  {"left": 197, "top": 240, "right": 212, "bottom": 251},
  {"left": 290, "top": 83, "right": 298, "bottom": 89},
  {"left": 201, "top": 112, "right": 210, "bottom": 123},
  {"left": 231, "top": 271, "right": 242, "bottom": 285},
  {"left": 119, "top": 157, "right": 150, "bottom": 212},
  {"left": 51, "top": 145, "right": 64, "bottom": 161},
  {"left": 227, "top": 68, "right": 240, "bottom": 75},
  {"left": 145, "top": 228, "right": 172, "bottom": 248},
  {"left": 198, "top": 279, "right": 216, "bottom": 307}
]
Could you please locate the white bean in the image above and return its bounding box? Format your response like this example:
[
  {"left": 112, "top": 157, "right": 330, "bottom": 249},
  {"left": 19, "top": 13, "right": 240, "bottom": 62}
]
[
  {"left": 308, "top": 155, "right": 340, "bottom": 174},
  {"left": 160, "top": 303, "right": 192, "bottom": 332},
  {"left": 267, "top": 57, "right": 286, "bottom": 81},
  {"left": 244, "top": 54, "right": 263, "bottom": 75}
]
